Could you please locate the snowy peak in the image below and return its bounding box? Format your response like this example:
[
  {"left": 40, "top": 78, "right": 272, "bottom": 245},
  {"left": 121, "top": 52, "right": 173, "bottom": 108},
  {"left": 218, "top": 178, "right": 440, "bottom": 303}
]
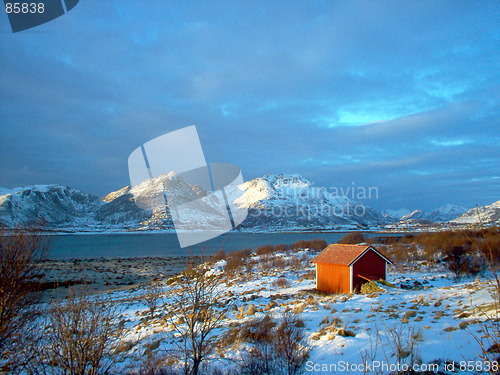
[
  {"left": 238, "top": 174, "right": 313, "bottom": 204},
  {"left": 381, "top": 209, "right": 412, "bottom": 221},
  {"left": 237, "top": 174, "right": 333, "bottom": 209},
  {"left": 400, "top": 210, "right": 428, "bottom": 222},
  {"left": 236, "top": 174, "right": 387, "bottom": 228},
  {"left": 427, "top": 204, "right": 468, "bottom": 222},
  {"left": 102, "top": 186, "right": 131, "bottom": 202},
  {"left": 128, "top": 172, "right": 210, "bottom": 208},
  {"left": 387, "top": 204, "right": 469, "bottom": 223},
  {"left": 0, "top": 185, "right": 104, "bottom": 227},
  {"left": 262, "top": 173, "right": 312, "bottom": 189},
  {"left": 436, "top": 203, "right": 468, "bottom": 214}
]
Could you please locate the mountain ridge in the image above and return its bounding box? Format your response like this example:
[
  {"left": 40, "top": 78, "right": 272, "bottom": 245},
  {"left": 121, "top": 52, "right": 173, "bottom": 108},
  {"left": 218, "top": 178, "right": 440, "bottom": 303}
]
[{"left": 0, "top": 175, "right": 497, "bottom": 231}]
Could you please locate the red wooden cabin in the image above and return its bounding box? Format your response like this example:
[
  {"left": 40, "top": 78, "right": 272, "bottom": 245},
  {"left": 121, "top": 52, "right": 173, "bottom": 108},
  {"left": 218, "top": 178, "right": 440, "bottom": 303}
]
[{"left": 311, "top": 244, "right": 392, "bottom": 293}]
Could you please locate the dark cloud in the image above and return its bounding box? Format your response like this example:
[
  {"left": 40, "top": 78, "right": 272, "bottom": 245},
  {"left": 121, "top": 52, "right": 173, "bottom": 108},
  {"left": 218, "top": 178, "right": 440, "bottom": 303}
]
[{"left": 0, "top": 0, "right": 498, "bottom": 211}]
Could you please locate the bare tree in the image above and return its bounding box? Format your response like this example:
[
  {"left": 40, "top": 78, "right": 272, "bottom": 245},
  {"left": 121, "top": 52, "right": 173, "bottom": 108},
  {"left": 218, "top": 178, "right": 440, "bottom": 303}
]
[
  {"left": 41, "top": 287, "right": 123, "bottom": 375},
  {"left": 0, "top": 228, "right": 49, "bottom": 373},
  {"left": 168, "top": 262, "right": 231, "bottom": 375},
  {"left": 142, "top": 281, "right": 164, "bottom": 319},
  {"left": 274, "top": 312, "right": 311, "bottom": 375}
]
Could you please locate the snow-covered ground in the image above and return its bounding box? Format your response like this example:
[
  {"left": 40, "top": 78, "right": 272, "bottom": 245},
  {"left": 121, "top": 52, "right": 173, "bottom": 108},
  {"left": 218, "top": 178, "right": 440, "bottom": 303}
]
[{"left": 78, "top": 249, "right": 499, "bottom": 375}]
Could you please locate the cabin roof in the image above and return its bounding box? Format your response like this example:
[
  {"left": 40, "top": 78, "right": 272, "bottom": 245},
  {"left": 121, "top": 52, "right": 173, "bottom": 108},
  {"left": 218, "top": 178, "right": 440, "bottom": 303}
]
[{"left": 311, "top": 244, "right": 392, "bottom": 266}]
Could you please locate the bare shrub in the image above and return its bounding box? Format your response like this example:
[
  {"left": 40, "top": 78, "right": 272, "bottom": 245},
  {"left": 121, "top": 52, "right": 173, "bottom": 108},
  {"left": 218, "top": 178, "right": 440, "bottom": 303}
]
[
  {"left": 288, "top": 256, "right": 302, "bottom": 271},
  {"left": 308, "top": 239, "right": 327, "bottom": 250},
  {"left": 211, "top": 249, "right": 226, "bottom": 262},
  {"left": 225, "top": 249, "right": 252, "bottom": 274},
  {"left": 126, "top": 352, "right": 179, "bottom": 375},
  {"left": 222, "top": 314, "right": 276, "bottom": 346},
  {"left": 270, "top": 256, "right": 286, "bottom": 271},
  {"left": 384, "top": 229, "right": 499, "bottom": 274},
  {"left": 42, "top": 288, "right": 122, "bottom": 375},
  {"left": 386, "top": 244, "right": 413, "bottom": 268},
  {"left": 142, "top": 281, "right": 164, "bottom": 319},
  {"left": 260, "top": 256, "right": 275, "bottom": 272},
  {"left": 272, "top": 277, "right": 291, "bottom": 288},
  {"left": 360, "top": 328, "right": 383, "bottom": 375},
  {"left": 291, "top": 239, "right": 327, "bottom": 251},
  {"left": 0, "top": 228, "right": 49, "bottom": 373},
  {"left": 338, "top": 232, "right": 366, "bottom": 244},
  {"left": 240, "top": 312, "right": 311, "bottom": 375},
  {"left": 361, "top": 320, "right": 422, "bottom": 373},
  {"left": 445, "top": 246, "right": 470, "bottom": 279},
  {"left": 476, "top": 227, "right": 500, "bottom": 266},
  {"left": 274, "top": 244, "right": 289, "bottom": 252},
  {"left": 225, "top": 256, "right": 245, "bottom": 273},
  {"left": 291, "top": 240, "right": 309, "bottom": 251},
  {"left": 274, "top": 312, "right": 311, "bottom": 375},
  {"left": 230, "top": 248, "right": 252, "bottom": 258},
  {"left": 256, "top": 245, "right": 274, "bottom": 256}
]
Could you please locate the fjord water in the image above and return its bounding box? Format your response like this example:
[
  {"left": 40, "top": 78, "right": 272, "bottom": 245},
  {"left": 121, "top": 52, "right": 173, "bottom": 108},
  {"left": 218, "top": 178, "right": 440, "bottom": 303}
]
[{"left": 47, "top": 232, "right": 401, "bottom": 259}]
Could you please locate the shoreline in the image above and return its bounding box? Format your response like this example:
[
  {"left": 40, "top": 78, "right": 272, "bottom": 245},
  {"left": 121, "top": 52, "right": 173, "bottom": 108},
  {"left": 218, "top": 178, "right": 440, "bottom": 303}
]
[
  {"left": 0, "top": 222, "right": 482, "bottom": 236},
  {"left": 34, "top": 256, "right": 192, "bottom": 300}
]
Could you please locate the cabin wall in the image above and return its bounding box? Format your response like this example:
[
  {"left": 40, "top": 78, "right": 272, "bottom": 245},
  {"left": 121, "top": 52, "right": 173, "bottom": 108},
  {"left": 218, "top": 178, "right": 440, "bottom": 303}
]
[
  {"left": 316, "top": 263, "right": 350, "bottom": 293},
  {"left": 352, "top": 249, "right": 386, "bottom": 292}
]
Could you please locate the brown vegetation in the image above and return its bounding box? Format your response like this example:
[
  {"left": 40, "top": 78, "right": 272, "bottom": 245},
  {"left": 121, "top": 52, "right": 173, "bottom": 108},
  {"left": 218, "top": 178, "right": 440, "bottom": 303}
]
[
  {"left": 363, "top": 228, "right": 500, "bottom": 276},
  {"left": 236, "top": 313, "right": 311, "bottom": 375},
  {"left": 338, "top": 232, "right": 367, "bottom": 244},
  {"left": 0, "top": 229, "right": 49, "bottom": 373},
  {"left": 41, "top": 288, "right": 123, "bottom": 375}
]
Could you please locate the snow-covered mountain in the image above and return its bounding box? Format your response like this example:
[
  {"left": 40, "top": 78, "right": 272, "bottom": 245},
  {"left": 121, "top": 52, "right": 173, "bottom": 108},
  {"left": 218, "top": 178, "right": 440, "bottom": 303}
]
[
  {"left": 426, "top": 204, "right": 468, "bottom": 222},
  {"left": 0, "top": 176, "right": 490, "bottom": 231},
  {"left": 0, "top": 173, "right": 240, "bottom": 231},
  {"left": 452, "top": 200, "right": 500, "bottom": 225},
  {"left": 234, "top": 174, "right": 387, "bottom": 230},
  {"left": 389, "top": 204, "right": 468, "bottom": 223},
  {"left": 399, "top": 209, "right": 431, "bottom": 223},
  {"left": 97, "top": 173, "right": 388, "bottom": 231},
  {"left": 96, "top": 172, "right": 232, "bottom": 230},
  {"left": 381, "top": 209, "right": 412, "bottom": 221},
  {"left": 94, "top": 185, "right": 153, "bottom": 228},
  {"left": 0, "top": 185, "right": 104, "bottom": 228}
]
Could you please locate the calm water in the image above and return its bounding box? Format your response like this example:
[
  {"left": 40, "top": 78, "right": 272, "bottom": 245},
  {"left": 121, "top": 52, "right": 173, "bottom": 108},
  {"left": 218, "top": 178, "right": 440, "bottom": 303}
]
[{"left": 47, "top": 232, "right": 402, "bottom": 259}]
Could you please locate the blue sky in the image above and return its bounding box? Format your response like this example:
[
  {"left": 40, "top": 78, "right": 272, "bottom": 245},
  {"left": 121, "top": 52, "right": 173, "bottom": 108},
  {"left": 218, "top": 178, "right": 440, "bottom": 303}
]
[{"left": 0, "top": 0, "right": 498, "bottom": 211}]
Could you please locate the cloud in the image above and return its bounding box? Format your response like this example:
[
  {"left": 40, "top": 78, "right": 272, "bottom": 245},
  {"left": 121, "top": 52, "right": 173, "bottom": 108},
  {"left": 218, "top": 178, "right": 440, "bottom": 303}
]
[{"left": 0, "top": 0, "right": 498, "bottom": 210}]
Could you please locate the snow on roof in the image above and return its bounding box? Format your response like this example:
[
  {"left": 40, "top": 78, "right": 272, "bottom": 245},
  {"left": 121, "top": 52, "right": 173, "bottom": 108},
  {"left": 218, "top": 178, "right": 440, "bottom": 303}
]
[{"left": 311, "top": 244, "right": 392, "bottom": 266}]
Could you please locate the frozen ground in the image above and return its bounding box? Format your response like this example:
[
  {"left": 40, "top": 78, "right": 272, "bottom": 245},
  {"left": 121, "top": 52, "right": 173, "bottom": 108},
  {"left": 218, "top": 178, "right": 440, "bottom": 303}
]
[
  {"left": 39, "top": 249, "right": 500, "bottom": 374},
  {"left": 33, "top": 256, "right": 191, "bottom": 301}
]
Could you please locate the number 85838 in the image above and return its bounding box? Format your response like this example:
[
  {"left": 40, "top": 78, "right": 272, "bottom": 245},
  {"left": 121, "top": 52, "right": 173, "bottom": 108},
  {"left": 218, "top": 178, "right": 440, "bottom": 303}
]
[{"left": 5, "top": 2, "right": 45, "bottom": 14}]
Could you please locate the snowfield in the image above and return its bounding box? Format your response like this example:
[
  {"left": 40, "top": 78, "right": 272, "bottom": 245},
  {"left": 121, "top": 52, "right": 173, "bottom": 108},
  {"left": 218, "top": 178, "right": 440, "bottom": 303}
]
[{"left": 72, "top": 248, "right": 499, "bottom": 375}]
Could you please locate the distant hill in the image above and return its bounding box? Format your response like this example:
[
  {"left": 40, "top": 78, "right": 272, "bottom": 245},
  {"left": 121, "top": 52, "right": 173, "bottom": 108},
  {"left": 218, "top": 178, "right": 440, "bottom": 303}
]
[
  {"left": 452, "top": 200, "right": 500, "bottom": 225},
  {"left": 381, "top": 208, "right": 412, "bottom": 221},
  {"left": 397, "top": 204, "right": 468, "bottom": 223},
  {"left": 0, "top": 185, "right": 103, "bottom": 228}
]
